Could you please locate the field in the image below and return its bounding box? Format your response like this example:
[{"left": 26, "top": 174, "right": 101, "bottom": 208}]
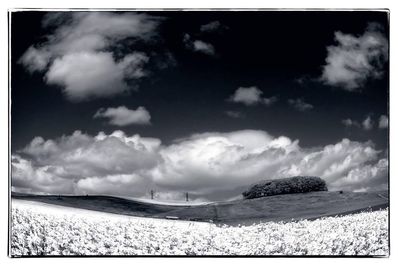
[
  {"left": 11, "top": 191, "right": 389, "bottom": 224},
  {"left": 10, "top": 200, "right": 389, "bottom": 256}
]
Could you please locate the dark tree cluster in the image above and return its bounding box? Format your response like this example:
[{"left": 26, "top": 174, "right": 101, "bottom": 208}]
[{"left": 242, "top": 176, "right": 328, "bottom": 199}]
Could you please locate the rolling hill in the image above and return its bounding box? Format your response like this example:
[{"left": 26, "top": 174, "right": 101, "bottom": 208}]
[{"left": 11, "top": 190, "right": 388, "bottom": 225}]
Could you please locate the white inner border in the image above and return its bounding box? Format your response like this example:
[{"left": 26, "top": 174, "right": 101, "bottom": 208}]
[{"left": 1, "top": 1, "right": 399, "bottom": 266}]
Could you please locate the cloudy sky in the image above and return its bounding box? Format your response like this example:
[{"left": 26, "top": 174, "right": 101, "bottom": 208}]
[{"left": 11, "top": 11, "right": 389, "bottom": 201}]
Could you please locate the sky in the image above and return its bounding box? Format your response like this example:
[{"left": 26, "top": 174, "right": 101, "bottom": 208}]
[{"left": 11, "top": 11, "right": 389, "bottom": 201}]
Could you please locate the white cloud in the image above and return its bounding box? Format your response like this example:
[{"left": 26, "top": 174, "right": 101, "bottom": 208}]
[
  {"left": 228, "top": 86, "right": 277, "bottom": 106},
  {"left": 46, "top": 52, "right": 128, "bottom": 100},
  {"left": 183, "top": 34, "right": 215, "bottom": 56},
  {"left": 77, "top": 173, "right": 151, "bottom": 196},
  {"left": 229, "top": 87, "right": 261, "bottom": 105},
  {"left": 342, "top": 115, "right": 377, "bottom": 130},
  {"left": 12, "top": 130, "right": 387, "bottom": 200},
  {"left": 288, "top": 98, "right": 313, "bottom": 111},
  {"left": 379, "top": 115, "right": 388, "bottom": 129},
  {"left": 94, "top": 106, "right": 151, "bottom": 126},
  {"left": 342, "top": 118, "right": 359, "bottom": 127},
  {"left": 183, "top": 21, "right": 228, "bottom": 56},
  {"left": 362, "top": 116, "right": 373, "bottom": 130},
  {"left": 118, "top": 52, "right": 149, "bottom": 79},
  {"left": 330, "top": 158, "right": 388, "bottom": 192},
  {"left": 193, "top": 40, "right": 215, "bottom": 55},
  {"left": 20, "top": 130, "right": 161, "bottom": 179},
  {"left": 11, "top": 155, "right": 75, "bottom": 194},
  {"left": 200, "top": 21, "right": 228, "bottom": 33},
  {"left": 18, "top": 46, "right": 51, "bottom": 73},
  {"left": 12, "top": 130, "right": 161, "bottom": 197},
  {"left": 320, "top": 23, "right": 388, "bottom": 90},
  {"left": 263, "top": 96, "right": 278, "bottom": 106},
  {"left": 151, "top": 132, "right": 383, "bottom": 195},
  {"left": 19, "top": 12, "right": 163, "bottom": 101}
]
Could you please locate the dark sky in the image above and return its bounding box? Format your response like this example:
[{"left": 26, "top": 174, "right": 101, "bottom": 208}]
[
  {"left": 10, "top": 10, "right": 390, "bottom": 199},
  {"left": 11, "top": 11, "right": 389, "bottom": 152}
]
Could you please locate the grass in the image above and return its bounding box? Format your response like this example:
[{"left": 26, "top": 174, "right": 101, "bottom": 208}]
[{"left": 11, "top": 190, "right": 388, "bottom": 224}]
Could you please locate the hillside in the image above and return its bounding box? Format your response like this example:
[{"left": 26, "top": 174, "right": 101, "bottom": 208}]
[{"left": 11, "top": 190, "right": 388, "bottom": 224}]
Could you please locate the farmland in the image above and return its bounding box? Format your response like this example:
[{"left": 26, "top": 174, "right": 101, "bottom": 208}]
[
  {"left": 11, "top": 190, "right": 388, "bottom": 224},
  {"left": 10, "top": 200, "right": 389, "bottom": 256}
]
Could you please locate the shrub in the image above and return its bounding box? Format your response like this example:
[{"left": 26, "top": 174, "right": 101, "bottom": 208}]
[{"left": 242, "top": 176, "right": 328, "bottom": 199}]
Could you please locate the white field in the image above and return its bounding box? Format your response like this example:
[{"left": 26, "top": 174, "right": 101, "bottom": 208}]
[{"left": 10, "top": 199, "right": 389, "bottom": 256}]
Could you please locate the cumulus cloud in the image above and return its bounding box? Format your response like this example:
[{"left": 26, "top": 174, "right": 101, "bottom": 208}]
[
  {"left": 320, "top": 23, "right": 388, "bottom": 90},
  {"left": 330, "top": 158, "right": 388, "bottom": 192},
  {"left": 200, "top": 21, "right": 228, "bottom": 33},
  {"left": 342, "top": 115, "right": 376, "bottom": 130},
  {"left": 229, "top": 87, "right": 262, "bottom": 105},
  {"left": 288, "top": 98, "right": 313, "bottom": 111},
  {"left": 228, "top": 86, "right": 277, "bottom": 106},
  {"left": 12, "top": 130, "right": 161, "bottom": 197},
  {"left": 182, "top": 21, "right": 228, "bottom": 57},
  {"left": 183, "top": 34, "right": 215, "bottom": 56},
  {"left": 45, "top": 52, "right": 149, "bottom": 101},
  {"left": 77, "top": 173, "right": 151, "bottom": 196},
  {"left": 19, "top": 12, "right": 164, "bottom": 101},
  {"left": 362, "top": 116, "right": 373, "bottom": 130},
  {"left": 94, "top": 106, "right": 151, "bottom": 126},
  {"left": 20, "top": 130, "right": 161, "bottom": 178},
  {"left": 11, "top": 155, "right": 75, "bottom": 194},
  {"left": 379, "top": 115, "right": 388, "bottom": 129},
  {"left": 12, "top": 129, "right": 387, "bottom": 200}
]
